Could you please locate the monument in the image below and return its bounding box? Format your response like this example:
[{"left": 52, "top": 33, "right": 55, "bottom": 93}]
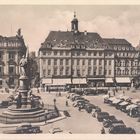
[{"left": 0, "top": 51, "right": 47, "bottom": 124}]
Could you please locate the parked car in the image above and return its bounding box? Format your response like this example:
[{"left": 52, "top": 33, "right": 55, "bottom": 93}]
[
  {"left": 96, "top": 112, "right": 109, "bottom": 122},
  {"left": 109, "top": 123, "right": 126, "bottom": 134},
  {"left": 49, "top": 127, "right": 72, "bottom": 134},
  {"left": 84, "top": 103, "right": 97, "bottom": 113},
  {"left": 91, "top": 107, "right": 102, "bottom": 117},
  {"left": 109, "top": 124, "right": 136, "bottom": 134},
  {"left": 11, "top": 124, "right": 42, "bottom": 134},
  {"left": 103, "top": 119, "right": 124, "bottom": 128}
]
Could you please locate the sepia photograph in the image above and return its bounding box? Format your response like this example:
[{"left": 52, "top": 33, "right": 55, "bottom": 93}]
[{"left": 0, "top": 1, "right": 140, "bottom": 139}]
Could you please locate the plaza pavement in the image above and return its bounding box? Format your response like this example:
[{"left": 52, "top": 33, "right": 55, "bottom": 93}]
[{"left": 0, "top": 88, "right": 140, "bottom": 134}]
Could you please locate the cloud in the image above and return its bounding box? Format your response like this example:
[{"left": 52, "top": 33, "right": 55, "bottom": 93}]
[{"left": 1, "top": 6, "right": 140, "bottom": 54}]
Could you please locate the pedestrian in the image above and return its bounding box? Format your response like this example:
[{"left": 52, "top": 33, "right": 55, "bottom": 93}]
[
  {"left": 66, "top": 100, "right": 68, "bottom": 107},
  {"left": 53, "top": 98, "right": 56, "bottom": 105},
  {"left": 59, "top": 92, "right": 61, "bottom": 97},
  {"left": 101, "top": 127, "right": 105, "bottom": 134},
  {"left": 78, "top": 106, "right": 81, "bottom": 111},
  {"left": 123, "top": 90, "right": 125, "bottom": 95}
]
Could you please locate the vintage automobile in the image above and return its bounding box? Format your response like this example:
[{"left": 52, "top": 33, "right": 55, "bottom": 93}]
[
  {"left": 96, "top": 112, "right": 109, "bottom": 122},
  {"left": 103, "top": 119, "right": 124, "bottom": 128},
  {"left": 3, "top": 124, "right": 42, "bottom": 134},
  {"left": 109, "top": 124, "right": 136, "bottom": 134},
  {"left": 84, "top": 103, "right": 98, "bottom": 113},
  {"left": 49, "top": 127, "right": 72, "bottom": 134}
]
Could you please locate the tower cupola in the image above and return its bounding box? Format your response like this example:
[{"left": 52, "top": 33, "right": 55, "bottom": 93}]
[{"left": 71, "top": 12, "right": 79, "bottom": 33}]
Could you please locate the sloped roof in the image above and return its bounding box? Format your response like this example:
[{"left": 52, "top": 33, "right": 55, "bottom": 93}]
[
  {"left": 0, "top": 35, "right": 26, "bottom": 48},
  {"left": 103, "top": 38, "right": 132, "bottom": 46},
  {"left": 40, "top": 31, "right": 105, "bottom": 50}
]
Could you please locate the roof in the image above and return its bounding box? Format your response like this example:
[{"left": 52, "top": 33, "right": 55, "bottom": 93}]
[
  {"left": 0, "top": 35, "right": 26, "bottom": 48},
  {"left": 39, "top": 31, "right": 105, "bottom": 50},
  {"left": 103, "top": 38, "right": 132, "bottom": 46}
]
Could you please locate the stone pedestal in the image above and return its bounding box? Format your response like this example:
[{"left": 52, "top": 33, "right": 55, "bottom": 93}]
[{"left": 0, "top": 75, "right": 46, "bottom": 124}]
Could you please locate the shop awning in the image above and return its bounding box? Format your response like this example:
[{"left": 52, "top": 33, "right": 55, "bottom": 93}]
[
  {"left": 119, "top": 101, "right": 129, "bottom": 106},
  {"left": 126, "top": 104, "right": 138, "bottom": 110},
  {"left": 52, "top": 78, "right": 71, "bottom": 85},
  {"left": 88, "top": 78, "right": 105, "bottom": 80},
  {"left": 116, "top": 77, "right": 131, "bottom": 83},
  {"left": 105, "top": 78, "right": 114, "bottom": 83},
  {"left": 72, "top": 78, "right": 87, "bottom": 84},
  {"left": 42, "top": 78, "right": 52, "bottom": 84}
]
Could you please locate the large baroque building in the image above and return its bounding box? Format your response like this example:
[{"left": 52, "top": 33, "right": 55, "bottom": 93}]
[
  {"left": 0, "top": 29, "right": 26, "bottom": 89},
  {"left": 39, "top": 13, "right": 140, "bottom": 90}
]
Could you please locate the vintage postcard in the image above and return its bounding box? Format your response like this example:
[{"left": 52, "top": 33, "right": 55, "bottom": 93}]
[{"left": 0, "top": 0, "right": 140, "bottom": 140}]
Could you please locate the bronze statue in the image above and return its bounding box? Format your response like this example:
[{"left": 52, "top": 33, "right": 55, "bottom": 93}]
[{"left": 19, "top": 55, "right": 28, "bottom": 76}]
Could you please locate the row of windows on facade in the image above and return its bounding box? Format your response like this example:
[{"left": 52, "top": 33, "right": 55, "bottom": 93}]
[
  {"left": 0, "top": 52, "right": 16, "bottom": 59},
  {"left": 43, "top": 59, "right": 112, "bottom": 66},
  {"left": 43, "top": 68, "right": 107, "bottom": 77},
  {"left": 0, "top": 66, "right": 16, "bottom": 74},
  {"left": 116, "top": 61, "right": 139, "bottom": 67},
  {"left": 0, "top": 42, "right": 21, "bottom": 47},
  {"left": 115, "top": 69, "right": 138, "bottom": 75},
  {"left": 42, "top": 51, "right": 113, "bottom": 57},
  {"left": 116, "top": 52, "right": 138, "bottom": 57},
  {"left": 43, "top": 67, "right": 112, "bottom": 75}
]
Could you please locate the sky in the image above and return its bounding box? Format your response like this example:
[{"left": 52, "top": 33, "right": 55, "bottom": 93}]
[{"left": 0, "top": 5, "right": 140, "bottom": 53}]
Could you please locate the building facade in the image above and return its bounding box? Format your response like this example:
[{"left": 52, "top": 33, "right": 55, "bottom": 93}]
[
  {"left": 39, "top": 13, "right": 139, "bottom": 90},
  {"left": 0, "top": 29, "right": 26, "bottom": 89}
]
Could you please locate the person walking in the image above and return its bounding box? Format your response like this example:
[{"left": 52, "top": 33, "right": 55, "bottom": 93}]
[{"left": 66, "top": 100, "right": 68, "bottom": 107}]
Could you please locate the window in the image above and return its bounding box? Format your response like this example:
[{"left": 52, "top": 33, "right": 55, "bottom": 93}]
[
  {"left": 109, "top": 70, "right": 111, "bottom": 75},
  {"left": 54, "top": 68, "right": 57, "bottom": 75},
  {"left": 99, "top": 68, "right": 102, "bottom": 75},
  {"left": 0, "top": 67, "right": 2, "bottom": 73},
  {"left": 9, "top": 52, "right": 15, "bottom": 59},
  {"left": 77, "top": 59, "right": 80, "bottom": 65},
  {"left": 77, "top": 69, "right": 80, "bottom": 77},
  {"left": 66, "top": 59, "right": 69, "bottom": 65},
  {"left": 93, "top": 59, "right": 96, "bottom": 65},
  {"left": 48, "top": 69, "right": 51, "bottom": 76},
  {"left": 60, "top": 59, "right": 63, "bottom": 65},
  {"left": 66, "top": 52, "right": 69, "bottom": 56},
  {"left": 88, "top": 60, "right": 91, "bottom": 65},
  {"left": 82, "top": 60, "right": 85, "bottom": 65},
  {"left": 43, "top": 51, "right": 46, "bottom": 55},
  {"left": 0, "top": 52, "right": 3, "bottom": 59},
  {"left": 94, "top": 52, "right": 97, "bottom": 56},
  {"left": 60, "top": 68, "right": 63, "bottom": 75},
  {"left": 46, "top": 51, "right": 51, "bottom": 55},
  {"left": 48, "top": 59, "right": 51, "bottom": 65},
  {"left": 99, "top": 52, "right": 102, "bottom": 56},
  {"left": 99, "top": 60, "right": 102, "bottom": 65},
  {"left": 88, "top": 67, "right": 91, "bottom": 75},
  {"left": 105, "top": 60, "right": 107, "bottom": 65},
  {"left": 54, "top": 59, "right": 57, "bottom": 65},
  {"left": 43, "top": 59, "right": 46, "bottom": 65},
  {"left": 105, "top": 70, "right": 107, "bottom": 75},
  {"left": 0, "top": 80, "right": 2, "bottom": 85},
  {"left": 109, "top": 60, "right": 111, "bottom": 65},
  {"left": 88, "top": 52, "right": 91, "bottom": 56},
  {"left": 66, "top": 68, "right": 69, "bottom": 75},
  {"left": 9, "top": 66, "right": 14, "bottom": 74},
  {"left": 77, "top": 51, "right": 80, "bottom": 56},
  {"left": 43, "top": 69, "right": 46, "bottom": 77},
  {"left": 60, "top": 51, "right": 63, "bottom": 56},
  {"left": 54, "top": 51, "right": 57, "bottom": 56},
  {"left": 93, "top": 67, "right": 96, "bottom": 75},
  {"left": 82, "top": 51, "right": 86, "bottom": 56}
]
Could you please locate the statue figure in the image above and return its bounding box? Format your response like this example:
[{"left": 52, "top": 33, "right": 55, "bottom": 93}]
[{"left": 19, "top": 55, "right": 28, "bottom": 76}]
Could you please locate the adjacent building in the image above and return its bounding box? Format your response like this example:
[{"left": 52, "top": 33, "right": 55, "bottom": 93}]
[
  {"left": 38, "top": 13, "right": 140, "bottom": 91},
  {"left": 0, "top": 29, "right": 26, "bottom": 89}
]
